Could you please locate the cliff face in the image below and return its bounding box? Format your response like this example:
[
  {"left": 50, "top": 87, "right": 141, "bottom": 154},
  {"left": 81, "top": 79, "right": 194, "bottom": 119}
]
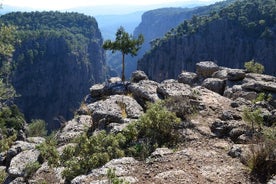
[
  {"left": 138, "top": 1, "right": 276, "bottom": 82},
  {"left": 125, "top": 0, "right": 236, "bottom": 79},
  {"left": 0, "top": 12, "right": 107, "bottom": 129}
]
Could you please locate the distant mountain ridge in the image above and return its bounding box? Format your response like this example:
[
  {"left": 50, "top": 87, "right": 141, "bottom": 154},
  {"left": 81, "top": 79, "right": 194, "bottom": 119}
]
[{"left": 138, "top": 0, "right": 276, "bottom": 81}]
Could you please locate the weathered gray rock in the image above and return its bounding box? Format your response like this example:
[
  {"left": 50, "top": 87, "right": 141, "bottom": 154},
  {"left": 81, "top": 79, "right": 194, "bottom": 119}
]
[
  {"left": 178, "top": 71, "right": 198, "bottom": 86},
  {"left": 29, "top": 162, "right": 65, "bottom": 184},
  {"left": 57, "top": 115, "right": 92, "bottom": 144},
  {"left": 224, "top": 85, "right": 258, "bottom": 101},
  {"left": 151, "top": 148, "right": 173, "bottom": 158},
  {"left": 5, "top": 140, "right": 40, "bottom": 165},
  {"left": 90, "top": 84, "right": 105, "bottom": 98},
  {"left": 88, "top": 95, "right": 143, "bottom": 129},
  {"left": 202, "top": 78, "right": 226, "bottom": 95},
  {"left": 8, "top": 149, "right": 40, "bottom": 177},
  {"left": 157, "top": 79, "right": 192, "bottom": 99},
  {"left": 131, "top": 70, "right": 148, "bottom": 83},
  {"left": 8, "top": 177, "right": 26, "bottom": 184},
  {"left": 242, "top": 80, "right": 276, "bottom": 93},
  {"left": 72, "top": 157, "right": 138, "bottom": 184},
  {"left": 227, "top": 69, "right": 246, "bottom": 81},
  {"left": 229, "top": 128, "right": 246, "bottom": 142},
  {"left": 210, "top": 120, "right": 245, "bottom": 138},
  {"left": 267, "top": 175, "right": 276, "bottom": 184},
  {"left": 245, "top": 73, "right": 276, "bottom": 83},
  {"left": 196, "top": 61, "right": 219, "bottom": 78},
  {"left": 128, "top": 80, "right": 160, "bottom": 107},
  {"left": 212, "top": 69, "right": 228, "bottom": 80},
  {"left": 219, "top": 110, "right": 242, "bottom": 121},
  {"left": 108, "top": 77, "right": 121, "bottom": 83}
]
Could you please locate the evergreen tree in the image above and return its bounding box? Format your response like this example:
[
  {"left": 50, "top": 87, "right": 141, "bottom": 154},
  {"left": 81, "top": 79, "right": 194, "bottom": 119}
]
[{"left": 103, "top": 26, "right": 144, "bottom": 81}]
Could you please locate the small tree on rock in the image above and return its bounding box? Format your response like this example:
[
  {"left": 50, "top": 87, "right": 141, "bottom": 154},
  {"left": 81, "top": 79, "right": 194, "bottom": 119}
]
[{"left": 103, "top": 26, "right": 144, "bottom": 81}]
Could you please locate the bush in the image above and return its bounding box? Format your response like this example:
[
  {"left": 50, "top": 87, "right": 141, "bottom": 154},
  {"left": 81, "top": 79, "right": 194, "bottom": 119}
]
[
  {"left": 24, "top": 161, "right": 41, "bottom": 179},
  {"left": 61, "top": 131, "right": 126, "bottom": 181},
  {"left": 136, "top": 102, "right": 181, "bottom": 146},
  {"left": 246, "top": 136, "right": 276, "bottom": 183},
  {"left": 26, "top": 119, "right": 47, "bottom": 137},
  {"left": 163, "top": 96, "right": 198, "bottom": 121},
  {"left": 36, "top": 136, "right": 59, "bottom": 168},
  {"left": 107, "top": 168, "right": 130, "bottom": 184},
  {"left": 244, "top": 60, "right": 264, "bottom": 74},
  {"left": 124, "top": 102, "right": 181, "bottom": 158},
  {"left": 0, "top": 169, "right": 7, "bottom": 184},
  {"left": 0, "top": 133, "right": 16, "bottom": 152},
  {"left": 242, "top": 107, "right": 263, "bottom": 134}
]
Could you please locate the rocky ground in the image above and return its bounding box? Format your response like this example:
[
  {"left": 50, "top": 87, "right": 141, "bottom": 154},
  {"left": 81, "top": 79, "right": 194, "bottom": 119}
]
[{"left": 1, "top": 61, "right": 276, "bottom": 183}]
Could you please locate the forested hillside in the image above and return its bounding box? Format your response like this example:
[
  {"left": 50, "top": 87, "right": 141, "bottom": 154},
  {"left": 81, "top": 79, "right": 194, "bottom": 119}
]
[
  {"left": 121, "top": 0, "right": 235, "bottom": 79},
  {"left": 138, "top": 0, "right": 276, "bottom": 81},
  {"left": 0, "top": 11, "right": 107, "bottom": 129}
]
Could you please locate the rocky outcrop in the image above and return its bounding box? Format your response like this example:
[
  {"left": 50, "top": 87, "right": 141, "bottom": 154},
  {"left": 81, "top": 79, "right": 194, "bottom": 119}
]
[{"left": 1, "top": 61, "right": 275, "bottom": 183}]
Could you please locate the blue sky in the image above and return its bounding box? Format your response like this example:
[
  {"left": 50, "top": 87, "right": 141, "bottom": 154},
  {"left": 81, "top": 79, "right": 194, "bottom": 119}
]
[{"left": 3, "top": 0, "right": 220, "bottom": 10}]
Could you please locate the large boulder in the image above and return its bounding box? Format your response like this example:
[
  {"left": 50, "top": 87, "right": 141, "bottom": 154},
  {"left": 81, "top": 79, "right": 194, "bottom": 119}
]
[
  {"left": 128, "top": 80, "right": 160, "bottom": 107},
  {"left": 227, "top": 69, "right": 246, "bottom": 81},
  {"left": 90, "top": 84, "right": 105, "bottom": 98},
  {"left": 178, "top": 71, "right": 198, "bottom": 86},
  {"left": 202, "top": 78, "right": 226, "bottom": 95},
  {"left": 131, "top": 70, "right": 148, "bottom": 83},
  {"left": 88, "top": 95, "right": 143, "bottom": 130},
  {"left": 72, "top": 157, "right": 138, "bottom": 184},
  {"left": 224, "top": 85, "right": 258, "bottom": 101},
  {"left": 57, "top": 115, "right": 93, "bottom": 144},
  {"left": 196, "top": 61, "right": 219, "bottom": 78},
  {"left": 8, "top": 149, "right": 40, "bottom": 177},
  {"left": 157, "top": 79, "right": 193, "bottom": 99}
]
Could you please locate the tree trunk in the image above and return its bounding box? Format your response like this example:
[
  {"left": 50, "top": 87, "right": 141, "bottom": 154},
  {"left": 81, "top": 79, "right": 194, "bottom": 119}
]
[{"left": 122, "top": 53, "right": 125, "bottom": 81}]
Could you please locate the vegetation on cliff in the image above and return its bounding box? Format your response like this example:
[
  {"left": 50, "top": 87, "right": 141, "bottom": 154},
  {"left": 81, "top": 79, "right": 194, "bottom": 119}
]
[
  {"left": 138, "top": 0, "right": 276, "bottom": 81},
  {"left": 0, "top": 11, "right": 107, "bottom": 129}
]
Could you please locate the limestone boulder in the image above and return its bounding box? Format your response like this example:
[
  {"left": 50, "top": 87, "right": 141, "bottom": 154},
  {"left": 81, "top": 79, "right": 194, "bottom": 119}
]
[
  {"left": 157, "top": 79, "right": 193, "bottom": 99},
  {"left": 196, "top": 61, "right": 219, "bottom": 78},
  {"left": 227, "top": 69, "right": 246, "bottom": 81},
  {"left": 57, "top": 115, "right": 92, "bottom": 144},
  {"left": 128, "top": 80, "right": 160, "bottom": 107},
  {"left": 8, "top": 149, "right": 40, "bottom": 177},
  {"left": 88, "top": 95, "right": 143, "bottom": 130},
  {"left": 131, "top": 70, "right": 148, "bottom": 83},
  {"left": 178, "top": 71, "right": 198, "bottom": 86},
  {"left": 72, "top": 157, "right": 138, "bottom": 184},
  {"left": 202, "top": 78, "right": 226, "bottom": 95}
]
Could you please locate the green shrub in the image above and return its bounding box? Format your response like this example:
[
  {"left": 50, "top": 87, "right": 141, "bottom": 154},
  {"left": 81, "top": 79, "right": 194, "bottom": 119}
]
[
  {"left": 24, "top": 161, "right": 41, "bottom": 179},
  {"left": 136, "top": 102, "right": 181, "bottom": 146},
  {"left": 163, "top": 96, "right": 198, "bottom": 121},
  {"left": 26, "top": 119, "right": 47, "bottom": 137},
  {"left": 61, "top": 131, "right": 126, "bottom": 181},
  {"left": 107, "top": 168, "right": 130, "bottom": 184},
  {"left": 0, "top": 133, "right": 16, "bottom": 152},
  {"left": 0, "top": 169, "right": 7, "bottom": 184},
  {"left": 124, "top": 102, "right": 181, "bottom": 158},
  {"left": 0, "top": 105, "right": 25, "bottom": 134},
  {"left": 242, "top": 107, "right": 263, "bottom": 134},
  {"left": 36, "top": 136, "right": 59, "bottom": 168},
  {"left": 244, "top": 60, "right": 264, "bottom": 74}
]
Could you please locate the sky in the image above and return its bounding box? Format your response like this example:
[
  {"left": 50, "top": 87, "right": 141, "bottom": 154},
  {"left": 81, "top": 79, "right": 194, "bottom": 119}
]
[{"left": 2, "top": 0, "right": 220, "bottom": 10}]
